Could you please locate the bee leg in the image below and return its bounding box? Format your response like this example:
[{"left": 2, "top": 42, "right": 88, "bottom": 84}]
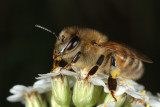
[
  {"left": 61, "top": 51, "right": 81, "bottom": 71},
  {"left": 96, "top": 55, "right": 105, "bottom": 66},
  {"left": 52, "top": 49, "right": 62, "bottom": 71},
  {"left": 110, "top": 55, "right": 120, "bottom": 79},
  {"left": 91, "top": 40, "right": 104, "bottom": 48},
  {"left": 72, "top": 52, "right": 81, "bottom": 63},
  {"left": 108, "top": 76, "right": 117, "bottom": 102},
  {"left": 52, "top": 56, "right": 62, "bottom": 72},
  {"left": 108, "top": 55, "right": 120, "bottom": 102},
  {"left": 86, "top": 65, "right": 99, "bottom": 79},
  {"left": 86, "top": 55, "right": 105, "bottom": 79}
]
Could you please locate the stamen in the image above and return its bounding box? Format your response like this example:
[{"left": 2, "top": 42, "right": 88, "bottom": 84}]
[
  {"left": 146, "top": 104, "right": 150, "bottom": 107},
  {"left": 142, "top": 90, "right": 146, "bottom": 95},
  {"left": 57, "top": 57, "right": 62, "bottom": 61},
  {"left": 122, "top": 79, "right": 125, "bottom": 82},
  {"left": 83, "top": 68, "right": 88, "bottom": 72}
]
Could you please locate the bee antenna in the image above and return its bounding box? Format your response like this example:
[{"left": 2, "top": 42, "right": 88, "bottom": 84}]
[{"left": 35, "top": 24, "right": 58, "bottom": 39}]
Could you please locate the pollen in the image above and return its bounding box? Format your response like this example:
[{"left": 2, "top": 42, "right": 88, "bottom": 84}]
[
  {"left": 103, "top": 104, "right": 107, "bottom": 107},
  {"left": 83, "top": 68, "right": 88, "bottom": 72},
  {"left": 57, "top": 57, "right": 62, "bottom": 61},
  {"left": 142, "top": 90, "right": 146, "bottom": 95},
  {"left": 122, "top": 79, "right": 125, "bottom": 82},
  {"left": 146, "top": 104, "right": 150, "bottom": 107},
  {"left": 110, "top": 68, "right": 120, "bottom": 79}
]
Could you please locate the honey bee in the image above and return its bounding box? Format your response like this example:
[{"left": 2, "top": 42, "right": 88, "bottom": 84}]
[{"left": 35, "top": 25, "right": 152, "bottom": 101}]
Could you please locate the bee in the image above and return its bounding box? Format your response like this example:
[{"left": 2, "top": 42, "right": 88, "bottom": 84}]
[{"left": 35, "top": 25, "right": 152, "bottom": 101}]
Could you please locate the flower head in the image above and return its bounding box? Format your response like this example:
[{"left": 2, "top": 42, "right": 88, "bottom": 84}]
[
  {"left": 72, "top": 78, "right": 102, "bottom": 107},
  {"left": 33, "top": 78, "right": 51, "bottom": 93},
  {"left": 7, "top": 66, "right": 160, "bottom": 107},
  {"left": 7, "top": 85, "right": 33, "bottom": 103},
  {"left": 51, "top": 75, "right": 71, "bottom": 106}
]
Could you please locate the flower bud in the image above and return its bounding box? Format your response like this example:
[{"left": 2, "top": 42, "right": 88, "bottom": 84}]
[
  {"left": 25, "top": 92, "right": 47, "bottom": 107},
  {"left": 98, "top": 92, "right": 126, "bottom": 107},
  {"left": 45, "top": 91, "right": 61, "bottom": 107},
  {"left": 51, "top": 75, "right": 71, "bottom": 106},
  {"left": 72, "top": 79, "right": 102, "bottom": 107},
  {"left": 50, "top": 94, "right": 63, "bottom": 107}
]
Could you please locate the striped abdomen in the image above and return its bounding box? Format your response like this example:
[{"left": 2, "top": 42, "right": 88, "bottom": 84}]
[{"left": 114, "top": 51, "right": 144, "bottom": 80}]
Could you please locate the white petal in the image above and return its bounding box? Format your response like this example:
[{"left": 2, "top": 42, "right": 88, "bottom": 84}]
[
  {"left": 94, "top": 72, "right": 109, "bottom": 80},
  {"left": 134, "top": 84, "right": 145, "bottom": 91},
  {"left": 145, "top": 91, "right": 160, "bottom": 107},
  {"left": 149, "top": 100, "right": 160, "bottom": 107},
  {"left": 33, "top": 79, "right": 51, "bottom": 93},
  {"left": 61, "top": 70, "right": 78, "bottom": 76},
  {"left": 97, "top": 101, "right": 115, "bottom": 107},
  {"left": 115, "top": 86, "right": 126, "bottom": 96},
  {"left": 9, "top": 85, "right": 27, "bottom": 94},
  {"left": 36, "top": 67, "right": 77, "bottom": 80},
  {"left": 33, "top": 78, "right": 51, "bottom": 86},
  {"left": 7, "top": 85, "right": 34, "bottom": 103},
  {"left": 36, "top": 72, "right": 60, "bottom": 79},
  {"left": 26, "top": 87, "right": 34, "bottom": 93},
  {"left": 157, "top": 93, "right": 160, "bottom": 97},
  {"left": 127, "top": 79, "right": 144, "bottom": 91},
  {"left": 7, "top": 94, "right": 24, "bottom": 102},
  {"left": 146, "top": 91, "right": 159, "bottom": 101},
  {"left": 68, "top": 76, "right": 76, "bottom": 88},
  {"left": 131, "top": 103, "right": 145, "bottom": 107},
  {"left": 71, "top": 66, "right": 79, "bottom": 72},
  {"left": 126, "top": 89, "right": 143, "bottom": 99},
  {"left": 88, "top": 77, "right": 109, "bottom": 93}
]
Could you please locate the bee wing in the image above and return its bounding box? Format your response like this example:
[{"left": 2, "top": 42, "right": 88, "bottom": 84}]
[{"left": 94, "top": 41, "right": 153, "bottom": 63}]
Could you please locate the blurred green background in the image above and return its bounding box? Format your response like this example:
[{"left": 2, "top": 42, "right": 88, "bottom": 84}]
[{"left": 1, "top": 0, "right": 160, "bottom": 106}]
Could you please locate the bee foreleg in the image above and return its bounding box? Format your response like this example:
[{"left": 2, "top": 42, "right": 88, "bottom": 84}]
[
  {"left": 72, "top": 52, "right": 81, "bottom": 63},
  {"left": 52, "top": 56, "right": 62, "bottom": 71}
]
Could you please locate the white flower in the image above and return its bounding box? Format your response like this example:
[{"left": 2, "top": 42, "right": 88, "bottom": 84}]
[
  {"left": 144, "top": 91, "right": 160, "bottom": 107},
  {"left": 7, "top": 66, "right": 160, "bottom": 107},
  {"left": 36, "top": 67, "right": 77, "bottom": 88},
  {"left": 7, "top": 85, "right": 33, "bottom": 103},
  {"left": 88, "top": 76, "right": 109, "bottom": 93},
  {"left": 7, "top": 79, "right": 52, "bottom": 103},
  {"left": 33, "top": 78, "right": 51, "bottom": 93},
  {"left": 36, "top": 67, "right": 78, "bottom": 79},
  {"left": 80, "top": 67, "right": 144, "bottom": 100}
]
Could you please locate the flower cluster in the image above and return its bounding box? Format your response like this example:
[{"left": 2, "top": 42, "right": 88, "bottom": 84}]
[{"left": 7, "top": 67, "right": 160, "bottom": 107}]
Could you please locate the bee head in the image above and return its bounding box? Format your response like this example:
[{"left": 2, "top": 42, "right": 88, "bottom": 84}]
[{"left": 54, "top": 27, "right": 80, "bottom": 59}]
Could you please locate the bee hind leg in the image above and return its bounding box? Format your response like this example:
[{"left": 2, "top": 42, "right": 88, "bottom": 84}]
[
  {"left": 108, "top": 55, "right": 120, "bottom": 102},
  {"left": 108, "top": 76, "right": 117, "bottom": 102}
]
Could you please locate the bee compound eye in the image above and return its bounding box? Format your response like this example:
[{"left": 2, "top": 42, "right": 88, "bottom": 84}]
[{"left": 66, "top": 36, "right": 79, "bottom": 51}]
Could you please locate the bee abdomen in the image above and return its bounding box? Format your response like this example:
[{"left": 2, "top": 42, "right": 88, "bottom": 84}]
[
  {"left": 131, "top": 61, "right": 144, "bottom": 79},
  {"left": 117, "top": 55, "right": 144, "bottom": 80}
]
